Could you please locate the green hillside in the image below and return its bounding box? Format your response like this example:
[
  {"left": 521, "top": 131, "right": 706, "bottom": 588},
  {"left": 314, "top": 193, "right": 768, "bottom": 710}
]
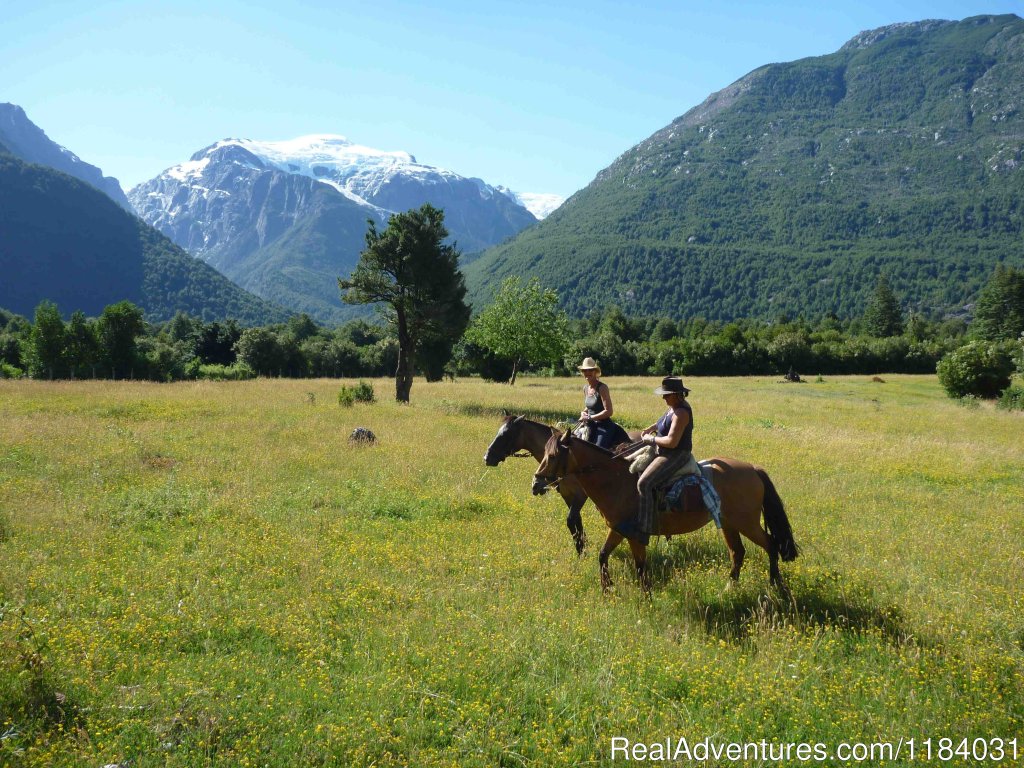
[
  {"left": 0, "top": 154, "right": 290, "bottom": 324},
  {"left": 466, "top": 15, "right": 1024, "bottom": 320}
]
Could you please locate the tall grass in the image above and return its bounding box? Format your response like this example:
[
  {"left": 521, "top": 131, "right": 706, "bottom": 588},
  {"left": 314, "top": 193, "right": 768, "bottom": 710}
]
[{"left": 1, "top": 376, "right": 1021, "bottom": 766}]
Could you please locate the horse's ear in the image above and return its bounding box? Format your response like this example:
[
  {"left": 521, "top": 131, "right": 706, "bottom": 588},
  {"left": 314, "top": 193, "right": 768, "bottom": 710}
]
[
  {"left": 513, "top": 415, "right": 524, "bottom": 423},
  {"left": 559, "top": 431, "right": 572, "bottom": 446},
  {"left": 501, "top": 408, "right": 510, "bottom": 418}
]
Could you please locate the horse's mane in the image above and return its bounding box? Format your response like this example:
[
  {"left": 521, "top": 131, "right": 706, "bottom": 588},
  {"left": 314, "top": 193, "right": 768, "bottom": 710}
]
[
  {"left": 505, "top": 414, "right": 562, "bottom": 437},
  {"left": 565, "top": 433, "right": 629, "bottom": 462}
]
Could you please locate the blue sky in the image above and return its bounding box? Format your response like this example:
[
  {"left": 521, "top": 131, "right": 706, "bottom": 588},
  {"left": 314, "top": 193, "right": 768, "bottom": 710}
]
[{"left": 4, "top": 0, "right": 1023, "bottom": 198}]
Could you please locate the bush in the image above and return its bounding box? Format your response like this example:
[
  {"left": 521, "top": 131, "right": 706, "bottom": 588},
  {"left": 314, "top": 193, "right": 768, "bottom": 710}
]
[
  {"left": 997, "top": 384, "right": 1024, "bottom": 411},
  {"left": 0, "top": 362, "right": 23, "bottom": 379},
  {"left": 936, "top": 342, "right": 1014, "bottom": 399},
  {"left": 339, "top": 381, "right": 375, "bottom": 407},
  {"left": 196, "top": 363, "right": 256, "bottom": 381}
]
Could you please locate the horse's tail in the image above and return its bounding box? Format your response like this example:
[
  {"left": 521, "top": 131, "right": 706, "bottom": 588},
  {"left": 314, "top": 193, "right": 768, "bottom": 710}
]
[{"left": 756, "top": 468, "right": 799, "bottom": 562}]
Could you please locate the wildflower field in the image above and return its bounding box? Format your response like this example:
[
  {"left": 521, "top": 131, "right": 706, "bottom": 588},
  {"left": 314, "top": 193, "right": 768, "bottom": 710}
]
[{"left": 1, "top": 375, "right": 1021, "bottom": 767}]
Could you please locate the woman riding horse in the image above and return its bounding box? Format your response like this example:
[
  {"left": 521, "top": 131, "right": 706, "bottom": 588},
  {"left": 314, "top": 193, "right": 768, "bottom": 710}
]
[
  {"left": 577, "top": 358, "right": 630, "bottom": 450},
  {"left": 626, "top": 376, "right": 695, "bottom": 545}
]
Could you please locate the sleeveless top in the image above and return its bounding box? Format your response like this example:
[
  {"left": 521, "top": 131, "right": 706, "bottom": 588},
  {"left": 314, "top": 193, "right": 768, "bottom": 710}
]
[
  {"left": 584, "top": 383, "right": 605, "bottom": 416},
  {"left": 655, "top": 400, "right": 693, "bottom": 452}
]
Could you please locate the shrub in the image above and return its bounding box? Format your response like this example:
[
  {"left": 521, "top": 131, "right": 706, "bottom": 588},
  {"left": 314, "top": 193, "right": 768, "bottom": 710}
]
[
  {"left": 996, "top": 384, "right": 1024, "bottom": 411},
  {"left": 1, "top": 362, "right": 23, "bottom": 379},
  {"left": 338, "top": 381, "right": 375, "bottom": 407},
  {"left": 936, "top": 342, "right": 1014, "bottom": 399},
  {"left": 197, "top": 363, "right": 256, "bottom": 381}
]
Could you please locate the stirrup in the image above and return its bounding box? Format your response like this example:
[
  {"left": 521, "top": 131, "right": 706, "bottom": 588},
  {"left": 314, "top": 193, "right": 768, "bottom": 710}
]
[{"left": 613, "top": 517, "right": 650, "bottom": 546}]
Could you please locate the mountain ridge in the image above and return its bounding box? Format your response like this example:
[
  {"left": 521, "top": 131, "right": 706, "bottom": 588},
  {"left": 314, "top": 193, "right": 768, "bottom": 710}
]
[
  {"left": 0, "top": 150, "right": 290, "bottom": 324},
  {"left": 0, "top": 102, "right": 133, "bottom": 211}
]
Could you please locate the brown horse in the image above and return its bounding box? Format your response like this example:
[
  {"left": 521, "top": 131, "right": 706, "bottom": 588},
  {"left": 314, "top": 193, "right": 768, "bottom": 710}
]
[{"left": 532, "top": 431, "right": 798, "bottom": 592}]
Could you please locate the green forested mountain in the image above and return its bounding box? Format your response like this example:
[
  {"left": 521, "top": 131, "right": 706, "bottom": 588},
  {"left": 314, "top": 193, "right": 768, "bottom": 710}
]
[
  {"left": 0, "top": 152, "right": 290, "bottom": 324},
  {"left": 466, "top": 15, "right": 1024, "bottom": 321}
]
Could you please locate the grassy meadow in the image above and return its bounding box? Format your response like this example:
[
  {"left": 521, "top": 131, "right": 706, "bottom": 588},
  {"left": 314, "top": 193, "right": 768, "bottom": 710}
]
[{"left": 1, "top": 375, "right": 1022, "bottom": 766}]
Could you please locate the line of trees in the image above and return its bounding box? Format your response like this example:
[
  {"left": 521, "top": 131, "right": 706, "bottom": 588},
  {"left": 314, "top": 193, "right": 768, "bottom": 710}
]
[
  {"left": 3, "top": 271, "right": 1014, "bottom": 386},
  {"left": 0, "top": 303, "right": 400, "bottom": 383},
  {"left": 2, "top": 204, "right": 1021, "bottom": 406}
]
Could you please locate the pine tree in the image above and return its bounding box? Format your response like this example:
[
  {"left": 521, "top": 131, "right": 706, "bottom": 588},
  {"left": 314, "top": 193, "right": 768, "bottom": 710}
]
[
  {"left": 971, "top": 265, "right": 1024, "bottom": 342},
  {"left": 863, "top": 275, "right": 904, "bottom": 337}
]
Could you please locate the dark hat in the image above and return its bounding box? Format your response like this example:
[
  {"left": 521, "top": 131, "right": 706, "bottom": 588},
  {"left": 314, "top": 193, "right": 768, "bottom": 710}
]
[{"left": 653, "top": 376, "right": 690, "bottom": 396}]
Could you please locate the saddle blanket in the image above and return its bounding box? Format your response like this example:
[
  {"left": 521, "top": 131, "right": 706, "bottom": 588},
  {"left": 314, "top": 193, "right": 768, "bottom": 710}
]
[{"left": 664, "top": 462, "right": 722, "bottom": 529}]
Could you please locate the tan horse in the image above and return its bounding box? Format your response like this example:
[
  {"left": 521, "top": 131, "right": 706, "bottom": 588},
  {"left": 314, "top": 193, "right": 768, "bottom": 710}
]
[{"left": 532, "top": 431, "right": 798, "bottom": 592}]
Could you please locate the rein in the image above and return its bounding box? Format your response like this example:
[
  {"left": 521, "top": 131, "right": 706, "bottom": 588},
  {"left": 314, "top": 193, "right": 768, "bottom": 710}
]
[{"left": 611, "top": 440, "right": 647, "bottom": 460}]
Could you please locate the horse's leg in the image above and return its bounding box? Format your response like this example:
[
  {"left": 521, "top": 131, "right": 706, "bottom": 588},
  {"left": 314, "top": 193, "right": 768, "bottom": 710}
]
[
  {"left": 627, "top": 537, "right": 651, "bottom": 594},
  {"left": 736, "top": 518, "right": 782, "bottom": 587},
  {"left": 721, "top": 525, "right": 745, "bottom": 582},
  {"left": 599, "top": 530, "right": 624, "bottom": 592},
  {"left": 559, "top": 482, "right": 587, "bottom": 556}
]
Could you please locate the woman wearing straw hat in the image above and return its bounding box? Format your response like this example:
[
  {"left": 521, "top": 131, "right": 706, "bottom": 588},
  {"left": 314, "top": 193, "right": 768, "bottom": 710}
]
[
  {"left": 577, "top": 357, "right": 629, "bottom": 450},
  {"left": 627, "top": 376, "right": 694, "bottom": 544}
]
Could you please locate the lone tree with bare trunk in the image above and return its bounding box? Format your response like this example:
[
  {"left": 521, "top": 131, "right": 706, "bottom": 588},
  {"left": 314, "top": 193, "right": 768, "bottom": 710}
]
[{"left": 339, "top": 204, "right": 469, "bottom": 402}]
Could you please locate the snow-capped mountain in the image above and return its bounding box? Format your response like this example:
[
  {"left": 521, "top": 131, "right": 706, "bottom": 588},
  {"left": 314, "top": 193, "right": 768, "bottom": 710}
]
[
  {"left": 212, "top": 136, "right": 564, "bottom": 219},
  {"left": 129, "top": 135, "right": 541, "bottom": 323}
]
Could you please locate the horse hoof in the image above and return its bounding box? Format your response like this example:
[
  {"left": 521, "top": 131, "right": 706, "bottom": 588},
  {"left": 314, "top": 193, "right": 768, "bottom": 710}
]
[{"left": 771, "top": 578, "right": 792, "bottom": 600}]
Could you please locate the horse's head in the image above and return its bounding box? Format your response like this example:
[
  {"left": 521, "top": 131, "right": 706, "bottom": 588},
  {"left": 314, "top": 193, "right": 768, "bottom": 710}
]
[
  {"left": 484, "top": 415, "right": 524, "bottom": 466},
  {"left": 532, "top": 431, "right": 572, "bottom": 495}
]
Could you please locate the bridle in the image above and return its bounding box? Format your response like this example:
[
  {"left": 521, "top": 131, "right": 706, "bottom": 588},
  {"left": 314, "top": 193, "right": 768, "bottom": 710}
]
[
  {"left": 533, "top": 437, "right": 571, "bottom": 490},
  {"left": 485, "top": 419, "right": 535, "bottom": 465}
]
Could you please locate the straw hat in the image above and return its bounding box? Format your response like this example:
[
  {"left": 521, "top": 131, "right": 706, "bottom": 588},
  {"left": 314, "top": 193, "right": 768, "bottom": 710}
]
[
  {"left": 577, "top": 357, "right": 601, "bottom": 374},
  {"left": 653, "top": 376, "right": 690, "bottom": 396}
]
